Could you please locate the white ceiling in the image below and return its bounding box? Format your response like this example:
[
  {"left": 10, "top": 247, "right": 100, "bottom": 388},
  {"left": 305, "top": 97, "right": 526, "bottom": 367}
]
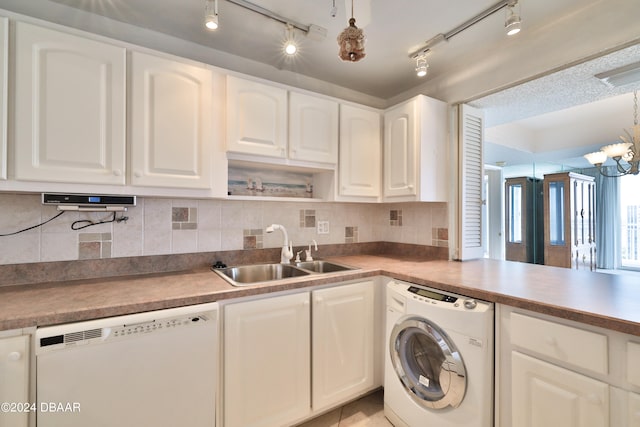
[{"left": 1, "top": 0, "right": 640, "bottom": 171}]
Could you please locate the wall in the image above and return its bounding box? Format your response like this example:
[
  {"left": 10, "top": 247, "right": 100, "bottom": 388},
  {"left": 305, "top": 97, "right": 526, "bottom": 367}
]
[{"left": 0, "top": 194, "right": 448, "bottom": 265}]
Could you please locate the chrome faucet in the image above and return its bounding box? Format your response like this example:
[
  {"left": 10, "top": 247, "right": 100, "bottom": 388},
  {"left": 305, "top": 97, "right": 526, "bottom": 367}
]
[{"left": 266, "top": 224, "right": 293, "bottom": 264}]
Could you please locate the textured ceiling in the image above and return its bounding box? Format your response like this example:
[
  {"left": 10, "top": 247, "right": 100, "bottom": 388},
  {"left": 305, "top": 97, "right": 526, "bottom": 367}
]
[{"left": 3, "top": 0, "right": 635, "bottom": 103}]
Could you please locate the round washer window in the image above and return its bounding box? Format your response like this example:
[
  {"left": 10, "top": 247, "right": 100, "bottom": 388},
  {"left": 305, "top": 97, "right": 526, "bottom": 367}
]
[{"left": 390, "top": 316, "right": 467, "bottom": 409}]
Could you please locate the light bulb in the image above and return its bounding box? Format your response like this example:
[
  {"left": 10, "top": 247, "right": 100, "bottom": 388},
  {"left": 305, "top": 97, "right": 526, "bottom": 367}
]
[
  {"left": 285, "top": 42, "right": 297, "bottom": 55},
  {"left": 284, "top": 24, "right": 297, "bottom": 56},
  {"left": 204, "top": 0, "right": 218, "bottom": 31},
  {"left": 205, "top": 14, "right": 219, "bottom": 30},
  {"left": 505, "top": 4, "right": 521, "bottom": 36},
  {"left": 415, "top": 55, "right": 428, "bottom": 77}
]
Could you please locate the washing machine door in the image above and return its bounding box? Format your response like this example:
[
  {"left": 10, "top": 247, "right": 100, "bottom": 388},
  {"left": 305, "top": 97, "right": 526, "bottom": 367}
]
[{"left": 389, "top": 316, "right": 467, "bottom": 410}]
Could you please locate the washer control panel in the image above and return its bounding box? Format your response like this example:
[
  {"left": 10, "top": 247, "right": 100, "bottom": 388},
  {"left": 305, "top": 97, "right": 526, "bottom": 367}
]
[
  {"left": 407, "top": 286, "right": 457, "bottom": 303},
  {"left": 393, "top": 281, "right": 489, "bottom": 312}
]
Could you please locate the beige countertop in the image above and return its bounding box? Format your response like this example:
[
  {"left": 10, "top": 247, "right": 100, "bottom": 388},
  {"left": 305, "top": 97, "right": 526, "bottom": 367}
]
[{"left": 1, "top": 255, "right": 639, "bottom": 336}]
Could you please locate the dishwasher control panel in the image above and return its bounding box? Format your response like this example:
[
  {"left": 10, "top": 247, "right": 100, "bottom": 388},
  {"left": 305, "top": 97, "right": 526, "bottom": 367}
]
[
  {"left": 36, "top": 307, "right": 215, "bottom": 355},
  {"left": 111, "top": 315, "right": 207, "bottom": 338}
]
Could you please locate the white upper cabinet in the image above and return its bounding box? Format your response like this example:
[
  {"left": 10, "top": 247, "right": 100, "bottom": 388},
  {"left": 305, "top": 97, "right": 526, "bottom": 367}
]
[
  {"left": 14, "top": 22, "right": 126, "bottom": 185},
  {"left": 0, "top": 17, "right": 7, "bottom": 181},
  {"left": 289, "top": 92, "right": 338, "bottom": 164},
  {"left": 130, "top": 51, "right": 213, "bottom": 189},
  {"left": 226, "top": 75, "right": 287, "bottom": 158},
  {"left": 383, "top": 95, "right": 448, "bottom": 202},
  {"left": 338, "top": 104, "right": 381, "bottom": 198}
]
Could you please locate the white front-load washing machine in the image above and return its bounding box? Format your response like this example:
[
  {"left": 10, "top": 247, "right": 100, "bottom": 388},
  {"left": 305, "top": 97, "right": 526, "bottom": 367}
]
[{"left": 384, "top": 279, "right": 494, "bottom": 427}]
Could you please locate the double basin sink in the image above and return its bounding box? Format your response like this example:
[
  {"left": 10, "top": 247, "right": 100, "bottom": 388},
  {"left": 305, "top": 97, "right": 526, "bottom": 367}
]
[{"left": 212, "top": 260, "right": 357, "bottom": 287}]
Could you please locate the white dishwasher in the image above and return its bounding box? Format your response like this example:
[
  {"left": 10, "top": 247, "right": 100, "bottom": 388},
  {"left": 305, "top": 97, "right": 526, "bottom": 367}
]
[{"left": 35, "top": 302, "right": 218, "bottom": 427}]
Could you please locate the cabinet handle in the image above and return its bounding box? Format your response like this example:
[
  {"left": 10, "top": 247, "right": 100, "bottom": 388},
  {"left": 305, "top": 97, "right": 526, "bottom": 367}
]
[
  {"left": 407, "top": 185, "right": 414, "bottom": 190},
  {"left": 113, "top": 170, "right": 122, "bottom": 177},
  {"left": 134, "top": 171, "right": 142, "bottom": 178},
  {"left": 544, "top": 336, "right": 557, "bottom": 346},
  {"left": 7, "top": 351, "right": 21, "bottom": 361}
]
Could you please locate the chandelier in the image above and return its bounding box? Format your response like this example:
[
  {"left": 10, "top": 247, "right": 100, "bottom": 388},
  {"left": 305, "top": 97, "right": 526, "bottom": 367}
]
[
  {"left": 337, "top": 1, "right": 365, "bottom": 62},
  {"left": 584, "top": 90, "right": 640, "bottom": 177}
]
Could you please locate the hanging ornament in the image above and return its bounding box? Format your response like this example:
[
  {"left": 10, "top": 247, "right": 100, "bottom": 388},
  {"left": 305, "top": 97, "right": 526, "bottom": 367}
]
[{"left": 337, "top": 1, "right": 366, "bottom": 62}]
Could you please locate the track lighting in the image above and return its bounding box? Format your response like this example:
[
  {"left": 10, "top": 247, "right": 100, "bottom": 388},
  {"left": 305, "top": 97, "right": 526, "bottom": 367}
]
[
  {"left": 408, "top": 0, "right": 525, "bottom": 78},
  {"left": 505, "top": 1, "right": 521, "bottom": 36},
  {"left": 415, "top": 55, "right": 428, "bottom": 77},
  {"left": 204, "top": 0, "right": 219, "bottom": 30},
  {"left": 284, "top": 24, "right": 297, "bottom": 55}
]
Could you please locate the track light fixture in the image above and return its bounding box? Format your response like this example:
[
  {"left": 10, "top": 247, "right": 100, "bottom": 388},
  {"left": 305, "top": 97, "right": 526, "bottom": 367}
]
[
  {"left": 415, "top": 55, "right": 428, "bottom": 77},
  {"left": 204, "top": 0, "right": 219, "bottom": 30},
  {"left": 284, "top": 24, "right": 297, "bottom": 55},
  {"left": 409, "top": 0, "right": 524, "bottom": 78},
  {"left": 505, "top": 1, "right": 521, "bottom": 36}
]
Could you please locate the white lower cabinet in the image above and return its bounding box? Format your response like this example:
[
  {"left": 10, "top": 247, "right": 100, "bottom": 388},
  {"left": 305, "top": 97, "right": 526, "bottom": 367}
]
[
  {"left": 223, "top": 291, "right": 311, "bottom": 427},
  {"left": 311, "top": 281, "right": 375, "bottom": 411},
  {"left": 498, "top": 305, "right": 640, "bottom": 427},
  {"left": 512, "top": 351, "right": 609, "bottom": 427},
  {"left": 222, "top": 280, "right": 379, "bottom": 427},
  {"left": 628, "top": 391, "right": 640, "bottom": 425},
  {"left": 0, "top": 334, "right": 30, "bottom": 427}
]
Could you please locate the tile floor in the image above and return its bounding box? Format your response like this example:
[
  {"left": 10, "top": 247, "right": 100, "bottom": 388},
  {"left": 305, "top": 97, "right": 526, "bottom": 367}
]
[{"left": 297, "top": 389, "right": 393, "bottom": 427}]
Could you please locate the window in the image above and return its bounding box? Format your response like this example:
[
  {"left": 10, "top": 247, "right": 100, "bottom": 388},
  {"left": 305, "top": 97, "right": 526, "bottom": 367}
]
[
  {"left": 508, "top": 183, "right": 522, "bottom": 243},
  {"left": 548, "top": 180, "right": 565, "bottom": 246},
  {"left": 621, "top": 174, "right": 640, "bottom": 269}
]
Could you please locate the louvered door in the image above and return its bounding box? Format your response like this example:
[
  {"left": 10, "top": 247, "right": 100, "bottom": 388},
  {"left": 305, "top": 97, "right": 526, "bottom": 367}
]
[{"left": 457, "top": 104, "right": 485, "bottom": 260}]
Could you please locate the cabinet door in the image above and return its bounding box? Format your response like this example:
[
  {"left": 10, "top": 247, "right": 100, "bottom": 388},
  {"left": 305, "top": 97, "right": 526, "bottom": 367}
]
[
  {"left": 629, "top": 392, "right": 640, "bottom": 426},
  {"left": 312, "top": 281, "right": 375, "bottom": 411},
  {"left": 0, "top": 335, "right": 29, "bottom": 427},
  {"left": 14, "top": 22, "right": 126, "bottom": 185},
  {"left": 339, "top": 104, "right": 381, "bottom": 197},
  {"left": 0, "top": 17, "right": 6, "bottom": 181},
  {"left": 224, "top": 292, "right": 310, "bottom": 427},
  {"left": 226, "top": 76, "right": 287, "bottom": 158},
  {"left": 130, "top": 51, "right": 212, "bottom": 188},
  {"left": 383, "top": 99, "right": 416, "bottom": 198},
  {"left": 512, "top": 351, "right": 609, "bottom": 427},
  {"left": 289, "top": 92, "right": 338, "bottom": 164}
]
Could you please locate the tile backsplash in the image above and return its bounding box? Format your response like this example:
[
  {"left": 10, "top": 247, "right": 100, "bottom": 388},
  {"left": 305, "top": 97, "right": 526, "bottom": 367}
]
[{"left": 0, "top": 194, "right": 448, "bottom": 265}]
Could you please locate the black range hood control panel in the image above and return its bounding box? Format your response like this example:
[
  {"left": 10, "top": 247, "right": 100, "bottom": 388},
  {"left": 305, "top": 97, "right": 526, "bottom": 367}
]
[{"left": 42, "top": 193, "right": 136, "bottom": 212}]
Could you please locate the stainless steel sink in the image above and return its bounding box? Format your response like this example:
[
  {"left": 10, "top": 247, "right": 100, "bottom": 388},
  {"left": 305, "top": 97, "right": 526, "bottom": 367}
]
[
  {"left": 212, "top": 263, "right": 310, "bottom": 286},
  {"left": 212, "top": 260, "right": 358, "bottom": 287},
  {"left": 295, "top": 260, "right": 356, "bottom": 273}
]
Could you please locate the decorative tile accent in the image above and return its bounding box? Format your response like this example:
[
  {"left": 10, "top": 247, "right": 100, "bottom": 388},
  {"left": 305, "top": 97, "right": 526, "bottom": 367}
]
[
  {"left": 390, "top": 209, "right": 403, "bottom": 226},
  {"left": 243, "top": 229, "right": 263, "bottom": 249},
  {"left": 345, "top": 226, "right": 359, "bottom": 243},
  {"left": 79, "top": 233, "right": 112, "bottom": 260},
  {"left": 432, "top": 227, "right": 449, "bottom": 247},
  {"left": 172, "top": 207, "right": 198, "bottom": 230},
  {"left": 300, "top": 210, "right": 316, "bottom": 228}
]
